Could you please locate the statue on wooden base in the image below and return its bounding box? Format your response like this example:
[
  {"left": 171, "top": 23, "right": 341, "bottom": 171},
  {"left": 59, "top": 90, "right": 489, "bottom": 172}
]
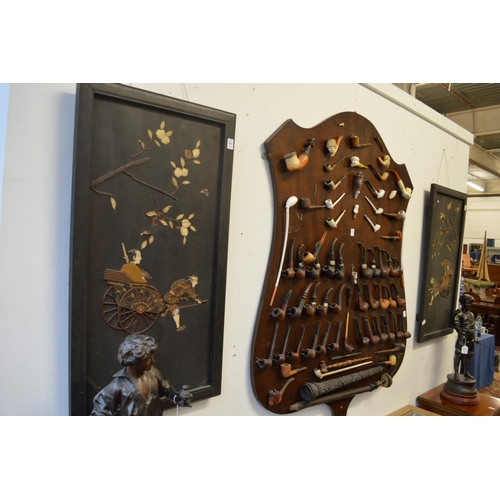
[{"left": 441, "top": 294, "right": 480, "bottom": 406}]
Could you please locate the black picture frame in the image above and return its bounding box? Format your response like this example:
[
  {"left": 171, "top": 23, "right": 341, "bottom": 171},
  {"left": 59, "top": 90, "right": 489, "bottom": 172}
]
[
  {"left": 416, "top": 184, "right": 467, "bottom": 343},
  {"left": 69, "top": 83, "right": 235, "bottom": 415}
]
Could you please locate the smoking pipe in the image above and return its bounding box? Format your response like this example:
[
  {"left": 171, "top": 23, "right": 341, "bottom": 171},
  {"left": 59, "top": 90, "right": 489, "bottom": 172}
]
[
  {"left": 268, "top": 377, "right": 295, "bottom": 407},
  {"left": 343, "top": 311, "right": 355, "bottom": 353},
  {"left": 322, "top": 238, "right": 337, "bottom": 279},
  {"left": 391, "top": 257, "right": 404, "bottom": 278},
  {"left": 354, "top": 317, "right": 370, "bottom": 347},
  {"left": 282, "top": 238, "right": 296, "bottom": 279},
  {"left": 282, "top": 137, "right": 315, "bottom": 172},
  {"left": 363, "top": 315, "right": 381, "bottom": 346},
  {"left": 381, "top": 315, "right": 396, "bottom": 342},
  {"left": 317, "top": 287, "right": 334, "bottom": 317},
  {"left": 349, "top": 135, "right": 372, "bottom": 148},
  {"left": 346, "top": 286, "right": 352, "bottom": 308},
  {"left": 390, "top": 311, "right": 405, "bottom": 340},
  {"left": 329, "top": 284, "right": 346, "bottom": 315},
  {"left": 382, "top": 211, "right": 406, "bottom": 221},
  {"left": 286, "top": 326, "right": 305, "bottom": 361},
  {"left": 324, "top": 155, "right": 346, "bottom": 171},
  {"left": 316, "top": 322, "right": 332, "bottom": 355},
  {"left": 273, "top": 325, "right": 291, "bottom": 365},
  {"left": 302, "top": 231, "right": 327, "bottom": 265},
  {"left": 380, "top": 231, "right": 402, "bottom": 242},
  {"left": 294, "top": 243, "right": 306, "bottom": 280},
  {"left": 364, "top": 283, "right": 379, "bottom": 310},
  {"left": 359, "top": 242, "right": 373, "bottom": 279},
  {"left": 326, "top": 136, "right": 343, "bottom": 157},
  {"left": 325, "top": 209, "right": 346, "bottom": 228},
  {"left": 364, "top": 214, "right": 381, "bottom": 233},
  {"left": 327, "top": 321, "right": 342, "bottom": 352},
  {"left": 382, "top": 250, "right": 398, "bottom": 278},
  {"left": 280, "top": 363, "right": 307, "bottom": 378},
  {"left": 376, "top": 355, "right": 397, "bottom": 367},
  {"left": 377, "top": 154, "right": 391, "bottom": 168},
  {"left": 313, "top": 359, "right": 373, "bottom": 379},
  {"left": 329, "top": 351, "right": 362, "bottom": 362},
  {"left": 355, "top": 283, "right": 369, "bottom": 312},
  {"left": 306, "top": 233, "right": 327, "bottom": 279},
  {"left": 303, "top": 282, "right": 320, "bottom": 317},
  {"left": 390, "top": 282, "right": 406, "bottom": 307},
  {"left": 368, "top": 163, "right": 389, "bottom": 181},
  {"left": 324, "top": 175, "right": 346, "bottom": 191},
  {"left": 390, "top": 170, "right": 412, "bottom": 199},
  {"left": 353, "top": 171, "right": 364, "bottom": 199},
  {"left": 301, "top": 322, "right": 321, "bottom": 359},
  {"left": 398, "top": 313, "right": 412, "bottom": 339},
  {"left": 376, "top": 247, "right": 390, "bottom": 278},
  {"left": 365, "top": 196, "right": 384, "bottom": 215},
  {"left": 365, "top": 179, "right": 385, "bottom": 199},
  {"left": 375, "top": 284, "right": 390, "bottom": 310},
  {"left": 368, "top": 248, "right": 381, "bottom": 278},
  {"left": 350, "top": 156, "right": 369, "bottom": 168},
  {"left": 256, "top": 323, "right": 279, "bottom": 369},
  {"left": 270, "top": 195, "right": 298, "bottom": 306},
  {"left": 287, "top": 282, "right": 313, "bottom": 319},
  {"left": 372, "top": 314, "right": 388, "bottom": 343},
  {"left": 270, "top": 289, "right": 293, "bottom": 320},
  {"left": 374, "top": 343, "right": 405, "bottom": 355},
  {"left": 383, "top": 285, "right": 397, "bottom": 309},
  {"left": 333, "top": 242, "right": 345, "bottom": 280},
  {"left": 319, "top": 356, "right": 371, "bottom": 374}
]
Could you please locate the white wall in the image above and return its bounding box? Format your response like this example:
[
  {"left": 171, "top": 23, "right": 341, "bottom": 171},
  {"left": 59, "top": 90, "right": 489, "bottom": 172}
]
[
  {"left": 0, "top": 83, "right": 472, "bottom": 415},
  {"left": 464, "top": 196, "right": 500, "bottom": 248},
  {"left": 0, "top": 83, "right": 9, "bottom": 224}
]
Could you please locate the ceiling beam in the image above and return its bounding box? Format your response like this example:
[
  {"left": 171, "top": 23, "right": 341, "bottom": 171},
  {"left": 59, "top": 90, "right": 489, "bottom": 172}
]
[{"left": 469, "top": 144, "right": 500, "bottom": 179}]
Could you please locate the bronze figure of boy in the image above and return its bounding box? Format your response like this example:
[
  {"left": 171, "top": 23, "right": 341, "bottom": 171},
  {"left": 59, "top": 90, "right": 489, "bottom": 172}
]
[
  {"left": 453, "top": 294, "right": 478, "bottom": 380},
  {"left": 91, "top": 334, "right": 192, "bottom": 416}
]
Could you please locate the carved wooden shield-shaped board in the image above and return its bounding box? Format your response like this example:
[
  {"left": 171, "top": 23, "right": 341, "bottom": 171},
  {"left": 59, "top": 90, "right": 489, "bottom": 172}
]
[{"left": 251, "top": 112, "right": 413, "bottom": 415}]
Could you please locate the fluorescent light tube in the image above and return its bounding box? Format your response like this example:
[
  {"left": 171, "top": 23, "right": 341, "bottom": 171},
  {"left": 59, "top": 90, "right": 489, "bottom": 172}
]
[{"left": 467, "top": 181, "right": 484, "bottom": 192}]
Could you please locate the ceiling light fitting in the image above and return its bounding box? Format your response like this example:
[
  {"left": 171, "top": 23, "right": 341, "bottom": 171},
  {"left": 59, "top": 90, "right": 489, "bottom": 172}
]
[{"left": 467, "top": 181, "right": 485, "bottom": 192}]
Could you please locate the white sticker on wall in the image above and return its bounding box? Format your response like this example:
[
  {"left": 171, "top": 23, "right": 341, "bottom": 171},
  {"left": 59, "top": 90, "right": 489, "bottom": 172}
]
[{"left": 350, "top": 228, "right": 355, "bottom": 237}]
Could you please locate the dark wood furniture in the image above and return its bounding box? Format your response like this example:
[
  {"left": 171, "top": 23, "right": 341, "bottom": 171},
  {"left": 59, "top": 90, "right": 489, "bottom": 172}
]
[{"left": 417, "top": 384, "right": 500, "bottom": 416}]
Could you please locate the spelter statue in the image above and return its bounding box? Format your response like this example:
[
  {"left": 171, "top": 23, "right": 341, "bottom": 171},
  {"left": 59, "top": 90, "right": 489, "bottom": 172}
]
[
  {"left": 91, "top": 334, "right": 192, "bottom": 416},
  {"left": 453, "top": 294, "right": 478, "bottom": 380}
]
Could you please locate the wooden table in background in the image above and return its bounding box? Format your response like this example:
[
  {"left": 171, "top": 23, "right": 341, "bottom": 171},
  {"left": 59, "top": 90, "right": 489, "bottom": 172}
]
[{"left": 417, "top": 384, "right": 500, "bottom": 416}]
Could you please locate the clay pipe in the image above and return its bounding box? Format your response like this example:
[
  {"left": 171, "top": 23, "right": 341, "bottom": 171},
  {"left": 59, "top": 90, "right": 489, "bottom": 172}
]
[
  {"left": 286, "top": 326, "right": 306, "bottom": 361},
  {"left": 268, "top": 377, "right": 295, "bottom": 407},
  {"left": 383, "top": 285, "right": 397, "bottom": 309},
  {"left": 303, "top": 282, "right": 320, "bottom": 317},
  {"left": 256, "top": 323, "right": 279, "bottom": 369},
  {"left": 354, "top": 317, "right": 370, "bottom": 347},
  {"left": 398, "top": 313, "right": 412, "bottom": 339},
  {"left": 368, "top": 248, "right": 381, "bottom": 278},
  {"left": 273, "top": 325, "right": 291, "bottom": 365},
  {"left": 301, "top": 322, "right": 321, "bottom": 359},
  {"left": 322, "top": 238, "right": 337, "bottom": 279},
  {"left": 323, "top": 155, "right": 347, "bottom": 172},
  {"left": 372, "top": 314, "right": 388, "bottom": 343},
  {"left": 359, "top": 242, "right": 373, "bottom": 279},
  {"left": 316, "top": 322, "right": 332, "bottom": 356},
  {"left": 364, "top": 214, "right": 381, "bottom": 233},
  {"left": 325, "top": 209, "right": 346, "bottom": 229},
  {"left": 390, "top": 311, "right": 405, "bottom": 340},
  {"left": 317, "top": 287, "right": 334, "bottom": 317},
  {"left": 382, "top": 250, "right": 398, "bottom": 278},
  {"left": 364, "top": 283, "right": 379, "bottom": 311},
  {"left": 390, "top": 282, "right": 406, "bottom": 307},
  {"left": 327, "top": 320, "right": 342, "bottom": 353},
  {"left": 270, "top": 289, "right": 293, "bottom": 320},
  {"left": 270, "top": 195, "right": 299, "bottom": 306},
  {"left": 365, "top": 196, "right": 384, "bottom": 215},
  {"left": 282, "top": 137, "right": 315, "bottom": 172},
  {"left": 343, "top": 311, "right": 355, "bottom": 353},
  {"left": 324, "top": 175, "right": 347, "bottom": 191},
  {"left": 325, "top": 136, "right": 344, "bottom": 158},
  {"left": 281, "top": 238, "right": 296, "bottom": 279},
  {"left": 294, "top": 243, "right": 306, "bottom": 280},
  {"left": 381, "top": 315, "right": 396, "bottom": 342},
  {"left": 363, "top": 315, "right": 380, "bottom": 346},
  {"left": 280, "top": 364, "right": 307, "bottom": 378},
  {"left": 333, "top": 242, "right": 345, "bottom": 280},
  {"left": 376, "top": 247, "right": 390, "bottom": 278},
  {"left": 364, "top": 179, "right": 385, "bottom": 199},
  {"left": 355, "top": 283, "right": 369, "bottom": 312},
  {"left": 329, "top": 284, "right": 346, "bottom": 315},
  {"left": 287, "top": 282, "right": 313, "bottom": 319}
]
